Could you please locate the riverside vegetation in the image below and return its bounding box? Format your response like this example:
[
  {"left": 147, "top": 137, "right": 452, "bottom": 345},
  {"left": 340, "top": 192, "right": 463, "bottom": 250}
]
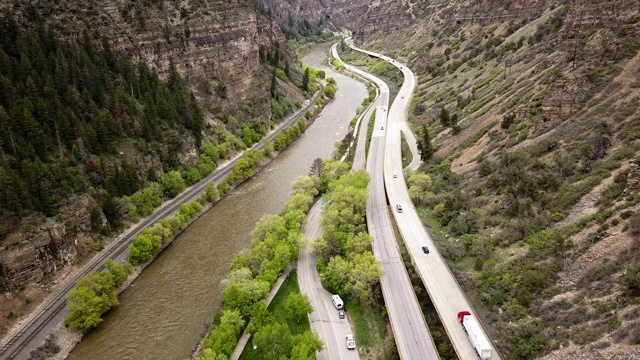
[
  {"left": 63, "top": 98, "right": 330, "bottom": 333},
  {"left": 192, "top": 174, "right": 323, "bottom": 360},
  {"left": 0, "top": 5, "right": 334, "bottom": 333},
  {"left": 0, "top": 3, "right": 316, "bottom": 318},
  {"left": 193, "top": 155, "right": 384, "bottom": 360}
]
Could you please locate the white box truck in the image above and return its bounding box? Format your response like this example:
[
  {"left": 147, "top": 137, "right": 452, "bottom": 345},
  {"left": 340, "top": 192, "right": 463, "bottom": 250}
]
[{"left": 458, "top": 311, "right": 492, "bottom": 360}]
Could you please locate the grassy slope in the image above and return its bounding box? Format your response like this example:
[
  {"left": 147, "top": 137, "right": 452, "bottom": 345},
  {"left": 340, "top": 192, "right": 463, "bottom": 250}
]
[{"left": 360, "top": 3, "right": 640, "bottom": 359}]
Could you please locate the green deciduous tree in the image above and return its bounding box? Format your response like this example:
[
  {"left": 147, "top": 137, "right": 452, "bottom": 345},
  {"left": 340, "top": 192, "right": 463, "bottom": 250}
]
[
  {"left": 263, "top": 141, "right": 274, "bottom": 157},
  {"left": 253, "top": 322, "right": 293, "bottom": 360},
  {"left": 161, "top": 170, "right": 186, "bottom": 197},
  {"left": 319, "top": 160, "right": 350, "bottom": 190},
  {"left": 291, "top": 176, "right": 320, "bottom": 197},
  {"left": 193, "top": 349, "right": 229, "bottom": 360},
  {"left": 291, "top": 330, "right": 323, "bottom": 360},
  {"left": 344, "top": 232, "right": 371, "bottom": 257},
  {"left": 202, "top": 309, "right": 245, "bottom": 356},
  {"left": 285, "top": 193, "right": 314, "bottom": 213},
  {"left": 320, "top": 256, "right": 349, "bottom": 295},
  {"left": 65, "top": 286, "right": 106, "bottom": 332},
  {"left": 104, "top": 260, "right": 129, "bottom": 287},
  {"left": 200, "top": 182, "right": 220, "bottom": 203},
  {"left": 64, "top": 271, "right": 118, "bottom": 332},
  {"left": 246, "top": 299, "right": 273, "bottom": 334},
  {"left": 347, "top": 252, "right": 383, "bottom": 305},
  {"left": 222, "top": 268, "right": 270, "bottom": 318},
  {"left": 407, "top": 172, "right": 434, "bottom": 205},
  {"left": 127, "top": 182, "right": 163, "bottom": 217},
  {"left": 285, "top": 292, "right": 313, "bottom": 324},
  {"left": 128, "top": 230, "right": 163, "bottom": 265}
]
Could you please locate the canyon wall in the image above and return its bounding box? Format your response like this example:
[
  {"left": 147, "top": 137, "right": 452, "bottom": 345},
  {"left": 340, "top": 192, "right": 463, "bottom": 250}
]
[{"left": 0, "top": 0, "right": 293, "bottom": 289}]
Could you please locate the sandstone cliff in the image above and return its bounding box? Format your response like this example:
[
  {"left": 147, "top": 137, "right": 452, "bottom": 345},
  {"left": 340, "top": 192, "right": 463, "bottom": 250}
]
[{"left": 0, "top": 0, "right": 299, "bottom": 292}]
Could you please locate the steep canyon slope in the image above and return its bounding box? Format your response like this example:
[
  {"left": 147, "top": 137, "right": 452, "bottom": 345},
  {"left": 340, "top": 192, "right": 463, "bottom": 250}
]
[
  {"left": 0, "top": 0, "right": 304, "bottom": 339},
  {"left": 344, "top": 0, "right": 640, "bottom": 359}
]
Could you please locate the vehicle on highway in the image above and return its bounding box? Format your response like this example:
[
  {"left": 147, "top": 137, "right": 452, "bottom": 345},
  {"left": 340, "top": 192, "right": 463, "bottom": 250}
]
[
  {"left": 422, "top": 246, "right": 430, "bottom": 254},
  {"left": 346, "top": 334, "right": 356, "bottom": 350},
  {"left": 396, "top": 204, "right": 403, "bottom": 213},
  {"left": 381, "top": 126, "right": 384, "bottom": 130},
  {"left": 339, "top": 309, "right": 345, "bottom": 319},
  {"left": 332, "top": 294, "right": 344, "bottom": 309},
  {"left": 393, "top": 174, "right": 398, "bottom": 178},
  {"left": 458, "top": 311, "right": 492, "bottom": 360}
]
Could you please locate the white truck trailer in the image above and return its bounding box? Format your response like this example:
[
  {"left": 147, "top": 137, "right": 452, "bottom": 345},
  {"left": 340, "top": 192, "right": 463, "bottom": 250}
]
[{"left": 458, "top": 311, "right": 492, "bottom": 360}]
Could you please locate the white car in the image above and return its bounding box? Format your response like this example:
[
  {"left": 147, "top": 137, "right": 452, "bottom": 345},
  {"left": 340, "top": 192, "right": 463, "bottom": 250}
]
[{"left": 346, "top": 334, "right": 356, "bottom": 350}]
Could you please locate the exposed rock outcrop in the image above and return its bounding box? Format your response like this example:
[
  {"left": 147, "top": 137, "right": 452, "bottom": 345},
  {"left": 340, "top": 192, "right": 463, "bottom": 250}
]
[
  {"left": 0, "top": 0, "right": 295, "bottom": 117},
  {"left": 0, "top": 216, "right": 78, "bottom": 287},
  {"left": 0, "top": 0, "right": 297, "bottom": 290}
]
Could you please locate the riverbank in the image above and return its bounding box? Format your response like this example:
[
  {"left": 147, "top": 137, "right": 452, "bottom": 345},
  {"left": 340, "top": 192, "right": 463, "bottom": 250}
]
[
  {"left": 6, "top": 85, "right": 331, "bottom": 360},
  {"left": 63, "top": 44, "right": 366, "bottom": 360}
]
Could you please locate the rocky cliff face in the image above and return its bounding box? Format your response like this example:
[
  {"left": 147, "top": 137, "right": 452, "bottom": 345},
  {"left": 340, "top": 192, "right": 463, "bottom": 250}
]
[
  {"left": 260, "top": 0, "right": 450, "bottom": 40},
  {"left": 3, "top": 0, "right": 291, "bottom": 110},
  {"left": 0, "top": 0, "right": 296, "bottom": 290},
  {"left": 260, "top": 0, "right": 370, "bottom": 29}
]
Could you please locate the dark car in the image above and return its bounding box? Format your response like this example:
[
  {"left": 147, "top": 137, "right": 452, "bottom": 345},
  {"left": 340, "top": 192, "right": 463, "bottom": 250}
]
[{"left": 422, "top": 246, "right": 430, "bottom": 254}]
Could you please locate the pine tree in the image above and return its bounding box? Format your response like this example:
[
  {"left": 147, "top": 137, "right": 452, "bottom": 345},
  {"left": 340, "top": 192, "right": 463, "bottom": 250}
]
[
  {"left": 439, "top": 107, "right": 450, "bottom": 127},
  {"left": 271, "top": 68, "right": 277, "bottom": 98},
  {"left": 417, "top": 125, "right": 435, "bottom": 162},
  {"left": 302, "top": 67, "right": 310, "bottom": 93}
]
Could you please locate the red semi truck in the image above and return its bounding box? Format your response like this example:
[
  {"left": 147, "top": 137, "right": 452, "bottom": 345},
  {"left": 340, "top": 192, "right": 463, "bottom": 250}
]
[{"left": 458, "top": 311, "right": 493, "bottom": 360}]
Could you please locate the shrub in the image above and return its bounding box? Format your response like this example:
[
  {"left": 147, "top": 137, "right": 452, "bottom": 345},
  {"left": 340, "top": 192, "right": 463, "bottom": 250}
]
[
  {"left": 324, "top": 84, "right": 336, "bottom": 98},
  {"left": 199, "top": 183, "right": 220, "bottom": 204},
  {"left": 550, "top": 212, "right": 565, "bottom": 222},
  {"left": 104, "top": 260, "right": 130, "bottom": 287}
]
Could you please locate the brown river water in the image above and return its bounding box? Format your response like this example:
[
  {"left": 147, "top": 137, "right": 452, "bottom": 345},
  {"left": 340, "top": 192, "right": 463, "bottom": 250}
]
[{"left": 67, "top": 43, "right": 367, "bottom": 360}]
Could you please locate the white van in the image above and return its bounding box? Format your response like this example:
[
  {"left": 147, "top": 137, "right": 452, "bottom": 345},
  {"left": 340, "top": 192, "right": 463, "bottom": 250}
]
[{"left": 331, "top": 294, "right": 344, "bottom": 310}]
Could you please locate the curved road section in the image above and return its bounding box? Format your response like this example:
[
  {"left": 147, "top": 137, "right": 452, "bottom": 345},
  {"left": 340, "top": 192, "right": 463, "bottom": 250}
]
[
  {"left": 333, "top": 44, "right": 439, "bottom": 360},
  {"left": 299, "top": 202, "right": 359, "bottom": 360},
  {"left": 0, "top": 88, "right": 324, "bottom": 360},
  {"left": 344, "top": 38, "right": 504, "bottom": 360}
]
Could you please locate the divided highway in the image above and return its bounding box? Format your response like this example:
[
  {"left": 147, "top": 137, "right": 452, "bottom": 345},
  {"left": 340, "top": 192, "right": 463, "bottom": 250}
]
[
  {"left": 333, "top": 44, "right": 439, "bottom": 359},
  {"left": 0, "top": 88, "right": 324, "bottom": 360},
  {"left": 344, "top": 38, "right": 503, "bottom": 360}
]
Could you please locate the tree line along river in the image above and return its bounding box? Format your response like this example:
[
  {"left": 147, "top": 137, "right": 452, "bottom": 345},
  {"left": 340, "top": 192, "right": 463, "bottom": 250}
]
[{"left": 67, "top": 43, "right": 368, "bottom": 360}]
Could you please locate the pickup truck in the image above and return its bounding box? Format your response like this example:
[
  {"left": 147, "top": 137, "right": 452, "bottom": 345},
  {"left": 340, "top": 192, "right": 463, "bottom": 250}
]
[{"left": 346, "top": 334, "right": 356, "bottom": 350}]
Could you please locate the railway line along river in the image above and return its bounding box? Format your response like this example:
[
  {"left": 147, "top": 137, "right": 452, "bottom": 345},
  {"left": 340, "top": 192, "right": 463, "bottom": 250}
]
[{"left": 67, "top": 43, "right": 367, "bottom": 360}]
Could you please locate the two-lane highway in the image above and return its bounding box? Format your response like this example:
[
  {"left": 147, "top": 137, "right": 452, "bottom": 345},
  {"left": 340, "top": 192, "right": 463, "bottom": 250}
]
[
  {"left": 299, "top": 201, "right": 360, "bottom": 360},
  {"left": 345, "top": 38, "right": 504, "bottom": 360}
]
